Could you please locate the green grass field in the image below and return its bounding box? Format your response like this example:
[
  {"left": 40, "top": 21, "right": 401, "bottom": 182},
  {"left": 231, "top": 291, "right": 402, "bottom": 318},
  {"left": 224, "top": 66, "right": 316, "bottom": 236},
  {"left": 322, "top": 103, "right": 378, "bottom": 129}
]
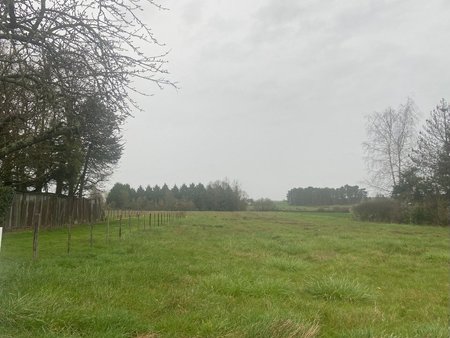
[
  {"left": 272, "top": 201, "right": 351, "bottom": 213},
  {"left": 0, "top": 212, "right": 448, "bottom": 337}
]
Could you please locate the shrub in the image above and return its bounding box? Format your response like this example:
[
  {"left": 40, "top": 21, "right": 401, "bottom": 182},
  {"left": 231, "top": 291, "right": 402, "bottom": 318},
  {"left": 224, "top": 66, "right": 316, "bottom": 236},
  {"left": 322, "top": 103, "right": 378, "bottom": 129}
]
[
  {"left": 351, "top": 198, "right": 404, "bottom": 223},
  {"left": 406, "top": 197, "right": 448, "bottom": 226},
  {"left": 252, "top": 198, "right": 277, "bottom": 211}
]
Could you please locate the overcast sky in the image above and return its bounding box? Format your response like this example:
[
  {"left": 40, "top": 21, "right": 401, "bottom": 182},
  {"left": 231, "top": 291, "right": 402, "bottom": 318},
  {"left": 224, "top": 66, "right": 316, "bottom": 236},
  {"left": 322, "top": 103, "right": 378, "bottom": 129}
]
[{"left": 108, "top": 0, "right": 450, "bottom": 200}]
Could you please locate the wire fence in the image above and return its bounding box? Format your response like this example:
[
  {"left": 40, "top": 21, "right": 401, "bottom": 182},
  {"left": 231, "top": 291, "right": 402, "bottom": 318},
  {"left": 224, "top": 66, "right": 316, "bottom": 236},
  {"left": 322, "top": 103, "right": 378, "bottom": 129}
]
[{"left": 29, "top": 209, "right": 186, "bottom": 259}]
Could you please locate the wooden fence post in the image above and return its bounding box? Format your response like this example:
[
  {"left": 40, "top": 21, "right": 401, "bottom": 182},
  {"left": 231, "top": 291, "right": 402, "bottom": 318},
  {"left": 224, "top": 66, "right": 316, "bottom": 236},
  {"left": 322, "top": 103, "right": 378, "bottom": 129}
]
[
  {"left": 90, "top": 220, "right": 93, "bottom": 248},
  {"left": 33, "top": 213, "right": 40, "bottom": 260},
  {"left": 107, "top": 216, "right": 110, "bottom": 243},
  {"left": 67, "top": 217, "right": 72, "bottom": 254},
  {"left": 119, "top": 214, "right": 122, "bottom": 239}
]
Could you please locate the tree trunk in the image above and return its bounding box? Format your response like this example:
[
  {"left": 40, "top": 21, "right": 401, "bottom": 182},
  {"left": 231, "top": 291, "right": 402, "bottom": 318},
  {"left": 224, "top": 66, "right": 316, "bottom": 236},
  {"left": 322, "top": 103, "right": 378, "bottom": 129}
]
[
  {"left": 55, "top": 178, "right": 63, "bottom": 196},
  {"left": 77, "top": 143, "right": 92, "bottom": 198}
]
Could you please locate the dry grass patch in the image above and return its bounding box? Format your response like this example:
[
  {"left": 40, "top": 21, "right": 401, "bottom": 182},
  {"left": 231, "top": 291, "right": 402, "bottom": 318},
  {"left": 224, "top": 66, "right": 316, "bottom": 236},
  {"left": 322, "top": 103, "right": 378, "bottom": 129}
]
[{"left": 270, "top": 319, "right": 320, "bottom": 338}]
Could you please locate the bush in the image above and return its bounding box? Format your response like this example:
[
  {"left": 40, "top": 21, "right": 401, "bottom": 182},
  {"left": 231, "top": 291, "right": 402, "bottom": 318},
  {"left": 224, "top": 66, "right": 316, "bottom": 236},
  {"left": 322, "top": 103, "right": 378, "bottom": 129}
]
[
  {"left": 407, "top": 197, "right": 448, "bottom": 226},
  {"left": 352, "top": 198, "right": 403, "bottom": 223},
  {"left": 252, "top": 198, "right": 277, "bottom": 211}
]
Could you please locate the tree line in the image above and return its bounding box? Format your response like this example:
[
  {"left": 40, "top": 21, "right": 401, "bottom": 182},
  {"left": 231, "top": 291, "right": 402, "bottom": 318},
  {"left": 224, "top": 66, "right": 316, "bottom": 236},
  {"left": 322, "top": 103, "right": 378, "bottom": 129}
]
[
  {"left": 362, "top": 98, "right": 449, "bottom": 225},
  {"left": 287, "top": 185, "right": 367, "bottom": 206},
  {"left": 106, "top": 180, "right": 247, "bottom": 211}
]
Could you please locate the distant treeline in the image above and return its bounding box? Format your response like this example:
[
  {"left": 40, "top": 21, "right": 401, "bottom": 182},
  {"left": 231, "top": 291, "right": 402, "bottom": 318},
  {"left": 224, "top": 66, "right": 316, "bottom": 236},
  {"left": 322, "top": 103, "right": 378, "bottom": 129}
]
[
  {"left": 287, "top": 185, "right": 367, "bottom": 206},
  {"left": 107, "top": 180, "right": 247, "bottom": 211}
]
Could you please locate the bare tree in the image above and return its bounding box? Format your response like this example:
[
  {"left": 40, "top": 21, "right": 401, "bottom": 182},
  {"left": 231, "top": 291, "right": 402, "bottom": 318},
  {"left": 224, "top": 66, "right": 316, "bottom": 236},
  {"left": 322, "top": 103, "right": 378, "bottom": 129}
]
[
  {"left": 0, "top": 0, "right": 174, "bottom": 193},
  {"left": 0, "top": 0, "right": 173, "bottom": 158},
  {"left": 363, "top": 98, "right": 418, "bottom": 193}
]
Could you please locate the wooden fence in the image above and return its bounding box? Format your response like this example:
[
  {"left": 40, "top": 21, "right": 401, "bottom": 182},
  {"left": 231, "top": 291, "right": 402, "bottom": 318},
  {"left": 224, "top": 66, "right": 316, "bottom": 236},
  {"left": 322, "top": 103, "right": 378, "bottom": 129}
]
[{"left": 2, "top": 192, "right": 103, "bottom": 230}]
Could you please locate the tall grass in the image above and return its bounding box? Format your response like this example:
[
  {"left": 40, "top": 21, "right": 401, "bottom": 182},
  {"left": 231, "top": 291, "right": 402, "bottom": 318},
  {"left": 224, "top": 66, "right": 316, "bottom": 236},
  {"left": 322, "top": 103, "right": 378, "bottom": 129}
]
[{"left": 305, "top": 276, "right": 373, "bottom": 302}]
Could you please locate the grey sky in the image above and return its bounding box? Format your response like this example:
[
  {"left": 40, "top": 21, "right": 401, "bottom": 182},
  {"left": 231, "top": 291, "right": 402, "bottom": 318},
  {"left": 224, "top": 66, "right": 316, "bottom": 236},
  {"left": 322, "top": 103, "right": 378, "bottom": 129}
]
[{"left": 108, "top": 0, "right": 450, "bottom": 200}]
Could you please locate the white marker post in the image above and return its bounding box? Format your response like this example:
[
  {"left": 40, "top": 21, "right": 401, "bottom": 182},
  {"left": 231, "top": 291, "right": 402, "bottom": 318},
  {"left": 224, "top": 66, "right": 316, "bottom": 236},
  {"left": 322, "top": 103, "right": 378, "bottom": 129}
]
[{"left": 0, "top": 227, "right": 3, "bottom": 252}]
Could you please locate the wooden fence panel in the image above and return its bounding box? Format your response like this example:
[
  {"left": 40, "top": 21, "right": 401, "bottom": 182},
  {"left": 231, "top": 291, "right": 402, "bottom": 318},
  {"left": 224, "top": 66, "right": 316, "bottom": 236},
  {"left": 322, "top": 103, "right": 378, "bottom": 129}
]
[{"left": 2, "top": 193, "right": 103, "bottom": 230}]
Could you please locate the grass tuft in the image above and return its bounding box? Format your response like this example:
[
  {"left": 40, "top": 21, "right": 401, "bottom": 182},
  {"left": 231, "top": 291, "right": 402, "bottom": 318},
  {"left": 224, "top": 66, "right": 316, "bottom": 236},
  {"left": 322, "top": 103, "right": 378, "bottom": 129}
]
[
  {"left": 305, "top": 276, "right": 374, "bottom": 302},
  {"left": 265, "top": 256, "right": 308, "bottom": 272},
  {"left": 269, "top": 319, "right": 320, "bottom": 338},
  {"left": 413, "top": 323, "right": 449, "bottom": 338},
  {"left": 202, "top": 273, "right": 291, "bottom": 298},
  {"left": 340, "top": 328, "right": 399, "bottom": 337}
]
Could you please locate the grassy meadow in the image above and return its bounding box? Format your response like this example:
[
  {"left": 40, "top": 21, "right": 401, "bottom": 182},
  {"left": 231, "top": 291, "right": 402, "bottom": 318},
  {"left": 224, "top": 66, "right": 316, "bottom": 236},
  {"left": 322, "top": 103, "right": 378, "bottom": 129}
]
[
  {"left": 272, "top": 201, "right": 350, "bottom": 212},
  {"left": 0, "top": 211, "right": 448, "bottom": 337}
]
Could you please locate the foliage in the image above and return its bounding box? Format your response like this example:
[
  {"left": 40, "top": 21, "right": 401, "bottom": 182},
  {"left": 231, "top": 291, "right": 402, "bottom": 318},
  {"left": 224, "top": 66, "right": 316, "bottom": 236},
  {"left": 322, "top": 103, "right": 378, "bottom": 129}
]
[
  {"left": 411, "top": 99, "right": 450, "bottom": 198},
  {"left": 287, "top": 185, "right": 367, "bottom": 206},
  {"left": 0, "top": 97, "right": 123, "bottom": 196},
  {"left": 361, "top": 98, "right": 449, "bottom": 225},
  {"left": 106, "top": 180, "right": 247, "bottom": 211},
  {"left": 252, "top": 198, "right": 277, "bottom": 211},
  {"left": 0, "top": 185, "right": 14, "bottom": 221},
  {"left": 393, "top": 168, "right": 448, "bottom": 225},
  {"left": 389, "top": 99, "right": 450, "bottom": 225},
  {"left": 0, "top": 0, "right": 171, "bottom": 195},
  {"left": 351, "top": 198, "right": 403, "bottom": 223}
]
